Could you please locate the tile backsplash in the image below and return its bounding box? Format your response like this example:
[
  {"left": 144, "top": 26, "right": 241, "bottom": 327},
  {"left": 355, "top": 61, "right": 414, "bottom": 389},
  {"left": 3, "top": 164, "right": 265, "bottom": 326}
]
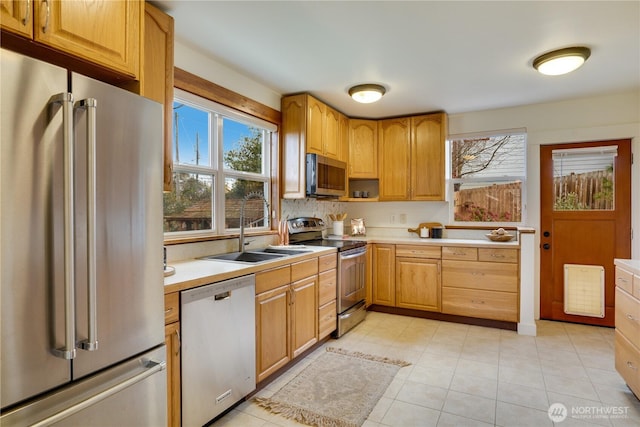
[{"left": 281, "top": 199, "right": 347, "bottom": 225}]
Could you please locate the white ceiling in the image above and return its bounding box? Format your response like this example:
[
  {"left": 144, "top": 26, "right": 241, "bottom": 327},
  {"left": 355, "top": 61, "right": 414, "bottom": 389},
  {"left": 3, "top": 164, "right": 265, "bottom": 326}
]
[{"left": 156, "top": 1, "right": 639, "bottom": 118}]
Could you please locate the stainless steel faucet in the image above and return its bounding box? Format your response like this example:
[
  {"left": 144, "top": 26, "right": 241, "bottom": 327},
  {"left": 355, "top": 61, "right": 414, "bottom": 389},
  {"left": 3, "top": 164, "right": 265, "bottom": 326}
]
[{"left": 239, "top": 192, "right": 269, "bottom": 252}]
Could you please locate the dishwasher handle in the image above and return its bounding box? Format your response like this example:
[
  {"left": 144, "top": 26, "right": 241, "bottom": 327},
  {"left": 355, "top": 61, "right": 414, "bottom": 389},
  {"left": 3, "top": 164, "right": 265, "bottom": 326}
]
[{"left": 214, "top": 291, "right": 231, "bottom": 301}]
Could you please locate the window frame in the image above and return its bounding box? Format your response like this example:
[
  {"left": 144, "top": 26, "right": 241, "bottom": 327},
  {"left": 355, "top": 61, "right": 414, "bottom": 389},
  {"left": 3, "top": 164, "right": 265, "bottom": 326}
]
[
  {"left": 447, "top": 129, "right": 527, "bottom": 225},
  {"left": 164, "top": 71, "right": 281, "bottom": 242}
]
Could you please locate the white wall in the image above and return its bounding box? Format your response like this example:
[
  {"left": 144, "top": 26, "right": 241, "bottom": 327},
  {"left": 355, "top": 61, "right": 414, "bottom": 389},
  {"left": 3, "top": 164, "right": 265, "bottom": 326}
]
[{"left": 174, "top": 41, "right": 282, "bottom": 111}]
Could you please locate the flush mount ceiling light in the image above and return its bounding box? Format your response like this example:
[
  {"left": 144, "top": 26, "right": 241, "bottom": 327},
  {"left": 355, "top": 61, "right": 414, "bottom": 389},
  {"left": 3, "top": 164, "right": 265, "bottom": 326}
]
[
  {"left": 348, "top": 84, "right": 386, "bottom": 103},
  {"left": 533, "top": 46, "right": 591, "bottom": 76}
]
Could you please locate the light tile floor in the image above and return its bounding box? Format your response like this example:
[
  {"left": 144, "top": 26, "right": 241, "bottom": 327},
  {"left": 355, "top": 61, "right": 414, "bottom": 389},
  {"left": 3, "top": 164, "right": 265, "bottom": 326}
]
[{"left": 213, "top": 312, "right": 640, "bottom": 427}]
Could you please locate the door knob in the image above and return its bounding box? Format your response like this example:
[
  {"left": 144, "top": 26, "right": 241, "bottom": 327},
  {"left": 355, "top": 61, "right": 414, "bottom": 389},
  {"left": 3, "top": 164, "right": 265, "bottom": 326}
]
[{"left": 543, "top": 243, "right": 550, "bottom": 250}]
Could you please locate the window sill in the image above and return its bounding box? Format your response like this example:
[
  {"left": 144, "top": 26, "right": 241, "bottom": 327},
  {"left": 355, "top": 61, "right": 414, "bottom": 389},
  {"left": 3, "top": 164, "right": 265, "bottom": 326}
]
[{"left": 164, "top": 230, "right": 278, "bottom": 246}]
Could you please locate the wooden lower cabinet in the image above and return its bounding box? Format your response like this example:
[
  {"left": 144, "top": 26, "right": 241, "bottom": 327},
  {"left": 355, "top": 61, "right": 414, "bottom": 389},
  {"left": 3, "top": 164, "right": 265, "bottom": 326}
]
[
  {"left": 372, "top": 244, "right": 396, "bottom": 306},
  {"left": 615, "top": 330, "right": 640, "bottom": 396},
  {"left": 614, "top": 264, "right": 640, "bottom": 397},
  {"left": 441, "top": 247, "right": 519, "bottom": 322},
  {"left": 255, "top": 257, "right": 319, "bottom": 383},
  {"left": 256, "top": 284, "right": 290, "bottom": 383},
  {"left": 291, "top": 276, "right": 318, "bottom": 358},
  {"left": 396, "top": 257, "right": 441, "bottom": 311},
  {"left": 318, "top": 300, "right": 337, "bottom": 339},
  {"left": 318, "top": 253, "right": 337, "bottom": 339},
  {"left": 164, "top": 321, "right": 181, "bottom": 427},
  {"left": 164, "top": 292, "right": 180, "bottom": 427},
  {"left": 441, "top": 287, "right": 518, "bottom": 322},
  {"left": 373, "top": 244, "right": 441, "bottom": 312}
]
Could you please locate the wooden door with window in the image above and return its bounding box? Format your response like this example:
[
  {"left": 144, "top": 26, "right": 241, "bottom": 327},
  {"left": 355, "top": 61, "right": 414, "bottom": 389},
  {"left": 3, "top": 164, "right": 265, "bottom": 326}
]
[{"left": 540, "top": 139, "right": 631, "bottom": 326}]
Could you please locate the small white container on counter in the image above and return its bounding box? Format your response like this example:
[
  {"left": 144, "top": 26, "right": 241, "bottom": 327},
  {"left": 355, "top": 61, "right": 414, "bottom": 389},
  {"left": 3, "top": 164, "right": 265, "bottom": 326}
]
[
  {"left": 420, "top": 227, "right": 429, "bottom": 238},
  {"left": 332, "top": 221, "right": 344, "bottom": 236}
]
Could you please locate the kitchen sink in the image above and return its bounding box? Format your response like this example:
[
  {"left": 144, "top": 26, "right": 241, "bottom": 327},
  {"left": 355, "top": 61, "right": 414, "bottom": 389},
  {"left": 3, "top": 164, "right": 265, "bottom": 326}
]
[
  {"left": 200, "top": 247, "right": 313, "bottom": 263},
  {"left": 252, "top": 247, "right": 313, "bottom": 255},
  {"left": 200, "top": 251, "right": 286, "bottom": 263}
]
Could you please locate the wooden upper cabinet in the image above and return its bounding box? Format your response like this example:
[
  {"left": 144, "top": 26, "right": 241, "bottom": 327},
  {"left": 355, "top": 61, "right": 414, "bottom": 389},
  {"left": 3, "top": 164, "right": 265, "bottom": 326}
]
[
  {"left": 306, "top": 96, "right": 325, "bottom": 155},
  {"left": 33, "top": 0, "right": 141, "bottom": 79},
  {"left": 378, "top": 113, "right": 447, "bottom": 201},
  {"left": 121, "top": 2, "right": 174, "bottom": 191},
  {"left": 137, "top": 2, "right": 174, "bottom": 192},
  {"left": 378, "top": 117, "right": 411, "bottom": 200},
  {"left": 283, "top": 94, "right": 343, "bottom": 159},
  {"left": 411, "top": 113, "right": 446, "bottom": 201},
  {"left": 348, "top": 119, "right": 378, "bottom": 178},
  {"left": 323, "top": 106, "right": 341, "bottom": 159},
  {"left": 1, "top": 0, "right": 33, "bottom": 37},
  {"left": 281, "top": 94, "right": 307, "bottom": 199},
  {"left": 338, "top": 112, "right": 349, "bottom": 163}
]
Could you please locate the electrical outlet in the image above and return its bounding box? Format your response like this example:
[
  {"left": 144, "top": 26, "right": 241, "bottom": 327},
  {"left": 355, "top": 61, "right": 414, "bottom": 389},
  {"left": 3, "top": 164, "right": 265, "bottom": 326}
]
[{"left": 399, "top": 213, "right": 407, "bottom": 224}]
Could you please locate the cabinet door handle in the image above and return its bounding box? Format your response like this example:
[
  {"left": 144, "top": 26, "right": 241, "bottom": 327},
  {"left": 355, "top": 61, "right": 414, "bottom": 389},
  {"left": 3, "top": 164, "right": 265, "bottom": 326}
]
[
  {"left": 174, "top": 330, "right": 181, "bottom": 355},
  {"left": 626, "top": 313, "right": 636, "bottom": 321},
  {"left": 618, "top": 278, "right": 629, "bottom": 284},
  {"left": 491, "top": 253, "right": 506, "bottom": 259},
  {"left": 627, "top": 361, "right": 637, "bottom": 371},
  {"left": 471, "top": 299, "right": 486, "bottom": 304},
  {"left": 22, "top": 0, "right": 31, "bottom": 25},
  {"left": 41, "top": 0, "right": 50, "bottom": 33},
  {"left": 164, "top": 307, "right": 173, "bottom": 315}
]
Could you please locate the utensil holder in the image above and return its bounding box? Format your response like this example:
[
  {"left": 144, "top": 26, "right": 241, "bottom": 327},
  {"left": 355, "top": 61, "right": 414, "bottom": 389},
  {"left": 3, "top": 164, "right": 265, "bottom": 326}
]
[{"left": 332, "top": 221, "right": 344, "bottom": 236}]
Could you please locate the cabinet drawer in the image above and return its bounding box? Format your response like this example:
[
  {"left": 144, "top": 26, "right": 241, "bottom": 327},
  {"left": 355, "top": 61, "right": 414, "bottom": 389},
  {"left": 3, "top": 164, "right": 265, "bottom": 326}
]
[
  {"left": 615, "top": 288, "right": 640, "bottom": 349},
  {"left": 442, "top": 287, "right": 518, "bottom": 322},
  {"left": 478, "top": 248, "right": 518, "bottom": 263},
  {"left": 291, "top": 258, "right": 319, "bottom": 282},
  {"left": 442, "top": 260, "right": 518, "bottom": 292},
  {"left": 616, "top": 266, "right": 634, "bottom": 294},
  {"left": 318, "top": 269, "right": 337, "bottom": 306},
  {"left": 256, "top": 265, "right": 291, "bottom": 294},
  {"left": 319, "top": 253, "right": 337, "bottom": 272},
  {"left": 164, "top": 292, "right": 179, "bottom": 324},
  {"left": 396, "top": 245, "right": 441, "bottom": 259},
  {"left": 615, "top": 330, "right": 640, "bottom": 397},
  {"left": 318, "top": 300, "right": 337, "bottom": 339},
  {"left": 442, "top": 246, "right": 477, "bottom": 261}
]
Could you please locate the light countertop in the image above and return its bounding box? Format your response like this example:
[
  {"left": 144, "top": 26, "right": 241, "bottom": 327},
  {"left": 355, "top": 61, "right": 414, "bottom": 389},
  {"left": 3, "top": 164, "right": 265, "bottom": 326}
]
[
  {"left": 165, "top": 234, "right": 522, "bottom": 294},
  {"left": 614, "top": 258, "right": 640, "bottom": 275},
  {"left": 164, "top": 246, "right": 336, "bottom": 294},
  {"left": 340, "top": 235, "right": 520, "bottom": 248}
]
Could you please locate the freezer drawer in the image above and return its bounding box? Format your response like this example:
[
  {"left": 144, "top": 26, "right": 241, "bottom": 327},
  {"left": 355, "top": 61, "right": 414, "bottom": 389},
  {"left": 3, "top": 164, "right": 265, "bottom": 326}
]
[{"left": 0, "top": 346, "right": 167, "bottom": 426}]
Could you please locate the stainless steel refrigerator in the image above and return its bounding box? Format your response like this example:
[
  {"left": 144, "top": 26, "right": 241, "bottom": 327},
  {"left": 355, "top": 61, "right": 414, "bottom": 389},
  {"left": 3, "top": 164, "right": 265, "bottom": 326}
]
[{"left": 1, "top": 49, "right": 167, "bottom": 426}]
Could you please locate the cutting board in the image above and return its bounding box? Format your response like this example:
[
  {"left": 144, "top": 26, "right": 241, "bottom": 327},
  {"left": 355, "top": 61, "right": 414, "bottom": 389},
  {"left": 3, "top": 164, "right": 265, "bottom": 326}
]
[{"left": 407, "top": 222, "right": 442, "bottom": 236}]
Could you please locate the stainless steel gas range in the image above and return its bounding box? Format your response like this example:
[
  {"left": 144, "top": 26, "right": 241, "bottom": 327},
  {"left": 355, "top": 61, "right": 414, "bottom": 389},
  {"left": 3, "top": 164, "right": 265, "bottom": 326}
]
[{"left": 287, "top": 217, "right": 367, "bottom": 337}]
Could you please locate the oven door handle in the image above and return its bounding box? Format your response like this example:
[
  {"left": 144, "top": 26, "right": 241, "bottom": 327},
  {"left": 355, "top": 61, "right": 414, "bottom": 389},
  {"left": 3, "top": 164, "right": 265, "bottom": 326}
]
[{"left": 340, "top": 250, "right": 366, "bottom": 260}]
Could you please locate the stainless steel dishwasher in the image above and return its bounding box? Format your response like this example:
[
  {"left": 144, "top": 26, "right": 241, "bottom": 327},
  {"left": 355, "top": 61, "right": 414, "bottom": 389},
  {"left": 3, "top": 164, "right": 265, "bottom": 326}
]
[{"left": 181, "top": 274, "right": 256, "bottom": 426}]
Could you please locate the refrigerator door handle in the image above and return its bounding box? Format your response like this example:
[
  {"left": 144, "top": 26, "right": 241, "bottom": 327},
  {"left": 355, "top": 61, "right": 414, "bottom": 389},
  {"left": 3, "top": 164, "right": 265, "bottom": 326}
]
[
  {"left": 50, "top": 92, "right": 77, "bottom": 360},
  {"left": 29, "top": 359, "right": 166, "bottom": 427},
  {"left": 75, "top": 98, "right": 99, "bottom": 351}
]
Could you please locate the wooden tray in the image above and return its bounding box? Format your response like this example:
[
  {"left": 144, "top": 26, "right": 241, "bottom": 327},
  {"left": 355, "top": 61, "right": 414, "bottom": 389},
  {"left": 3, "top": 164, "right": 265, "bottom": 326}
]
[{"left": 407, "top": 222, "right": 443, "bottom": 237}]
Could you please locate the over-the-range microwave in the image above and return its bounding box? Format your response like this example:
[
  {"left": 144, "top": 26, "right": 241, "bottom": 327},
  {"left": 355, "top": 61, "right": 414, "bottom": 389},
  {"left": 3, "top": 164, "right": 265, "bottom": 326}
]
[{"left": 306, "top": 153, "right": 346, "bottom": 197}]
